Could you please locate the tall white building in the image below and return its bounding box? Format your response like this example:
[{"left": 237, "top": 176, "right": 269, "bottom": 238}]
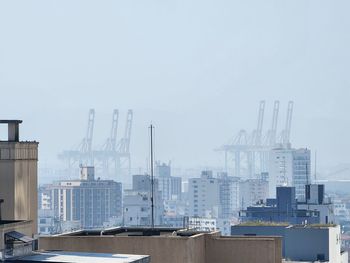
[
  {"left": 268, "top": 147, "right": 310, "bottom": 201},
  {"left": 292, "top": 148, "right": 311, "bottom": 201},
  {"left": 156, "top": 162, "right": 182, "bottom": 201},
  {"left": 188, "top": 171, "right": 220, "bottom": 218},
  {"left": 218, "top": 173, "right": 240, "bottom": 218}
]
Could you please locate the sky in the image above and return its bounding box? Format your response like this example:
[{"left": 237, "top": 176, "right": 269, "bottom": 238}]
[{"left": 0, "top": 0, "right": 350, "bottom": 175}]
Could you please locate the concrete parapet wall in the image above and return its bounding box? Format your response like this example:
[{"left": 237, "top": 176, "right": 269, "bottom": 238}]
[{"left": 39, "top": 232, "right": 282, "bottom": 263}]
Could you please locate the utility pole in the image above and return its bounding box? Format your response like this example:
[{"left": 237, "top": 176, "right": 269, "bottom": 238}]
[{"left": 149, "top": 124, "right": 155, "bottom": 229}]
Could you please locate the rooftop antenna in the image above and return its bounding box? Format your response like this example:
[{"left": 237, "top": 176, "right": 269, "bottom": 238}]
[
  {"left": 306, "top": 161, "right": 309, "bottom": 186},
  {"left": 149, "top": 124, "right": 155, "bottom": 229},
  {"left": 0, "top": 199, "right": 4, "bottom": 221},
  {"left": 314, "top": 151, "right": 317, "bottom": 182}
]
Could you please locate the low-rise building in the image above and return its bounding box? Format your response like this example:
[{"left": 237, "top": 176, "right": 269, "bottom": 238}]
[{"left": 231, "top": 223, "right": 348, "bottom": 263}]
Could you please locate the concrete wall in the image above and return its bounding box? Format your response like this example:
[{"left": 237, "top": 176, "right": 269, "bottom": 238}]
[
  {"left": 231, "top": 225, "right": 287, "bottom": 255},
  {"left": 0, "top": 221, "right": 33, "bottom": 250},
  {"left": 232, "top": 225, "right": 343, "bottom": 262},
  {"left": 284, "top": 227, "right": 329, "bottom": 261},
  {"left": 205, "top": 236, "right": 282, "bottom": 263},
  {"left": 40, "top": 234, "right": 206, "bottom": 263},
  {"left": 39, "top": 232, "right": 282, "bottom": 263}
]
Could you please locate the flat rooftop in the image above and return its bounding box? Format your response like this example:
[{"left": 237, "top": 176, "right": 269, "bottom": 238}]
[
  {"left": 60, "top": 226, "right": 204, "bottom": 237},
  {"left": 236, "top": 222, "right": 337, "bottom": 228},
  {"left": 8, "top": 251, "right": 150, "bottom": 263}
]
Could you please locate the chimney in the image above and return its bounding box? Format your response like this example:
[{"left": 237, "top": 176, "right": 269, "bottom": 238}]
[{"left": 0, "top": 120, "right": 22, "bottom": 142}]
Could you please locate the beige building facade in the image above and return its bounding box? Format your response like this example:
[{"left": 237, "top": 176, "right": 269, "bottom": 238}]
[
  {"left": 39, "top": 229, "right": 282, "bottom": 263},
  {"left": 0, "top": 120, "right": 38, "bottom": 235}
]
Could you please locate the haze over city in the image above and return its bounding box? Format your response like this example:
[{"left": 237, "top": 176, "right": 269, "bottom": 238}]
[
  {"left": 1, "top": 0, "right": 350, "bottom": 173},
  {"left": 2, "top": 1, "right": 350, "bottom": 263}
]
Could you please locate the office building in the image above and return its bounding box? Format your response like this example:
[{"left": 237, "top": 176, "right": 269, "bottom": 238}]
[
  {"left": 188, "top": 171, "right": 220, "bottom": 217},
  {"left": 218, "top": 173, "right": 240, "bottom": 218},
  {"left": 48, "top": 166, "right": 122, "bottom": 228},
  {"left": 268, "top": 147, "right": 311, "bottom": 201},
  {"left": 156, "top": 162, "right": 182, "bottom": 201},
  {"left": 240, "top": 186, "right": 320, "bottom": 224},
  {"left": 0, "top": 120, "right": 39, "bottom": 235}
]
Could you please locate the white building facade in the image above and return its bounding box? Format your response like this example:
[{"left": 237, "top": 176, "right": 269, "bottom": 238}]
[
  {"left": 188, "top": 171, "right": 220, "bottom": 218},
  {"left": 268, "top": 147, "right": 311, "bottom": 201}
]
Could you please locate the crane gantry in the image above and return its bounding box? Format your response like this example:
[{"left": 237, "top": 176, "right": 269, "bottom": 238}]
[
  {"left": 218, "top": 100, "right": 294, "bottom": 179},
  {"left": 58, "top": 109, "right": 133, "bottom": 180}
]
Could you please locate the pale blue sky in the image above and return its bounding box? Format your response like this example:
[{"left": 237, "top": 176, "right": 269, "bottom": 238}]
[{"left": 0, "top": 0, "right": 349, "bottom": 172}]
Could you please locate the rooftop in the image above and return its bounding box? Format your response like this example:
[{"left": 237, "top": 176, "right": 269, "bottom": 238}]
[
  {"left": 8, "top": 251, "right": 150, "bottom": 263},
  {"left": 59, "top": 227, "right": 205, "bottom": 237},
  {"left": 238, "top": 222, "right": 290, "bottom": 227},
  {"left": 236, "top": 222, "right": 338, "bottom": 228}
]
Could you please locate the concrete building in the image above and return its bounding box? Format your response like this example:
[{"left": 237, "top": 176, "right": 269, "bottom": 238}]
[
  {"left": 231, "top": 224, "right": 348, "bottom": 263},
  {"left": 123, "top": 190, "right": 163, "bottom": 226},
  {"left": 39, "top": 227, "right": 283, "bottom": 263},
  {"left": 268, "top": 147, "right": 311, "bottom": 201},
  {"left": 239, "top": 178, "right": 269, "bottom": 210},
  {"left": 298, "top": 184, "right": 335, "bottom": 224},
  {"left": 217, "top": 173, "right": 240, "bottom": 218},
  {"left": 132, "top": 174, "right": 156, "bottom": 192},
  {"left": 188, "top": 171, "right": 220, "bottom": 217},
  {"left": 156, "top": 162, "right": 182, "bottom": 201},
  {"left": 124, "top": 174, "right": 164, "bottom": 227},
  {"left": 48, "top": 166, "right": 122, "bottom": 229},
  {"left": 240, "top": 186, "right": 320, "bottom": 224},
  {"left": 0, "top": 120, "right": 38, "bottom": 235}
]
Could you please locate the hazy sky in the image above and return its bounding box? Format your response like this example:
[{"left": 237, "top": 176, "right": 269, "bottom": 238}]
[{"left": 1, "top": 0, "right": 350, "bottom": 173}]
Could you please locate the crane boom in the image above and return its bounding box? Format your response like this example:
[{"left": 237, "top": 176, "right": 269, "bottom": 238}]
[
  {"left": 282, "top": 101, "right": 293, "bottom": 145},
  {"left": 251, "top": 100, "right": 265, "bottom": 146},
  {"left": 109, "top": 109, "right": 119, "bottom": 151},
  {"left": 81, "top": 109, "right": 95, "bottom": 153},
  {"left": 124, "top": 109, "right": 133, "bottom": 153},
  {"left": 268, "top": 100, "right": 280, "bottom": 146}
]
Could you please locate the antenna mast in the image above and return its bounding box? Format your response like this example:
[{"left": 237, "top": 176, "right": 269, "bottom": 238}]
[
  {"left": 149, "top": 124, "right": 155, "bottom": 229},
  {"left": 314, "top": 151, "right": 317, "bottom": 182}
]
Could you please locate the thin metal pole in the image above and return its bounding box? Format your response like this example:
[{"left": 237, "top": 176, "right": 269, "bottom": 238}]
[{"left": 149, "top": 125, "right": 155, "bottom": 229}]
